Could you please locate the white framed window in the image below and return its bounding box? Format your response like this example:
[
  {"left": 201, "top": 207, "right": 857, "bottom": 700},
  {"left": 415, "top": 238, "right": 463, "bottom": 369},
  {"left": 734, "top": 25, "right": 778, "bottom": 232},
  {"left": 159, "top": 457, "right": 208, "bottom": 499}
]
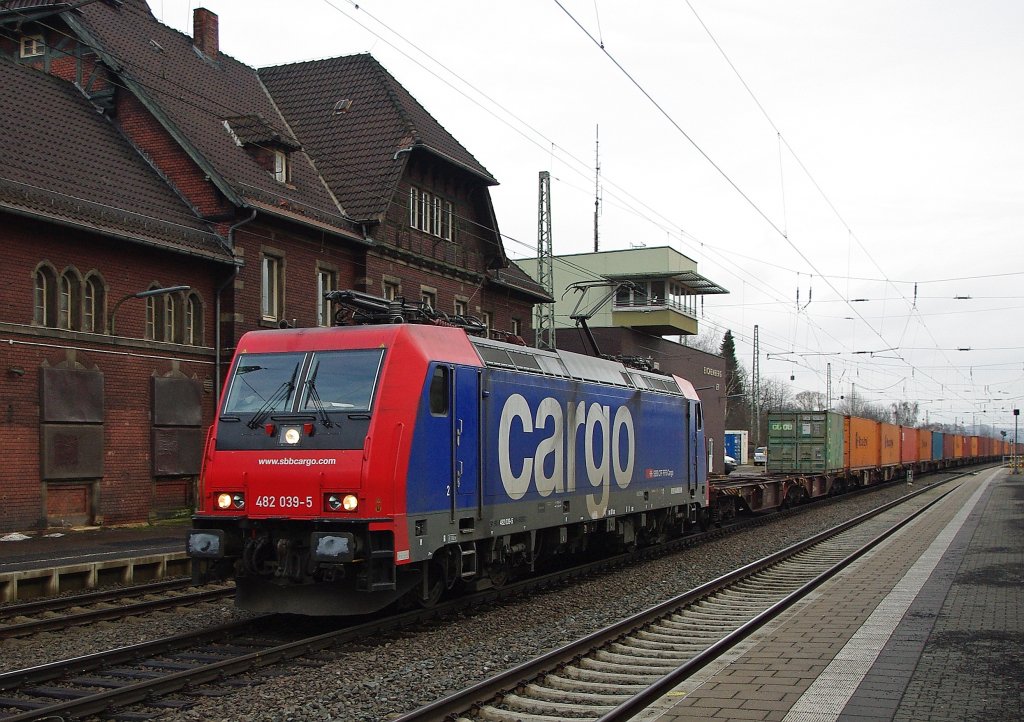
[
  {"left": 184, "top": 293, "right": 202, "bottom": 345},
  {"left": 454, "top": 298, "right": 468, "bottom": 317},
  {"left": 261, "top": 253, "right": 283, "bottom": 321},
  {"left": 20, "top": 34, "right": 44, "bottom": 58},
  {"left": 58, "top": 275, "right": 74, "bottom": 330},
  {"left": 421, "top": 289, "right": 436, "bottom": 311},
  {"left": 145, "top": 296, "right": 156, "bottom": 339},
  {"left": 83, "top": 275, "right": 105, "bottom": 334},
  {"left": 163, "top": 295, "right": 177, "bottom": 342},
  {"left": 383, "top": 280, "right": 400, "bottom": 301},
  {"left": 442, "top": 201, "right": 453, "bottom": 241},
  {"left": 432, "top": 196, "right": 442, "bottom": 236},
  {"left": 418, "top": 190, "right": 430, "bottom": 232},
  {"left": 34, "top": 265, "right": 56, "bottom": 327},
  {"left": 273, "top": 150, "right": 288, "bottom": 183},
  {"left": 482, "top": 311, "right": 493, "bottom": 338},
  {"left": 511, "top": 318, "right": 522, "bottom": 338},
  {"left": 317, "top": 268, "right": 336, "bottom": 327},
  {"left": 409, "top": 187, "right": 419, "bottom": 228}
]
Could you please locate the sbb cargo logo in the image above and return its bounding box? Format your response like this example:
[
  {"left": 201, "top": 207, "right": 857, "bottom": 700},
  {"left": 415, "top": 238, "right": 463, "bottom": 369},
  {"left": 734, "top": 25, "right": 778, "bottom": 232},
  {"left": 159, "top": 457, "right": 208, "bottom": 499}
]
[{"left": 497, "top": 393, "right": 634, "bottom": 519}]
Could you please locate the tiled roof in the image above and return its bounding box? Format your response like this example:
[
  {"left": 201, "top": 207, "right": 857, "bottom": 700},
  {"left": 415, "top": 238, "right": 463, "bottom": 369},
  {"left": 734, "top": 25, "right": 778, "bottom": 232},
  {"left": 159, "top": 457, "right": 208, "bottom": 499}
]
[
  {"left": 69, "top": 0, "right": 361, "bottom": 238},
  {"left": 259, "top": 53, "right": 496, "bottom": 223},
  {"left": 0, "top": 55, "right": 232, "bottom": 261}
]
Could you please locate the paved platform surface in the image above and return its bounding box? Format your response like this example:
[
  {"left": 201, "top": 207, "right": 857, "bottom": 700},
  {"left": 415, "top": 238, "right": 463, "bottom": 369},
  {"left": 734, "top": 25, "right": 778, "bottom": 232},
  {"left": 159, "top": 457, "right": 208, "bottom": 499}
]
[
  {"left": 644, "top": 465, "right": 1022, "bottom": 722},
  {"left": 0, "top": 522, "right": 187, "bottom": 574}
]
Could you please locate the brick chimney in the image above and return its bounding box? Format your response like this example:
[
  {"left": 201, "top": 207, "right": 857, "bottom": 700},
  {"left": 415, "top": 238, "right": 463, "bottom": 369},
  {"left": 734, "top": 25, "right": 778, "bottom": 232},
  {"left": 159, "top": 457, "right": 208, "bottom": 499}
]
[{"left": 193, "top": 7, "right": 218, "bottom": 59}]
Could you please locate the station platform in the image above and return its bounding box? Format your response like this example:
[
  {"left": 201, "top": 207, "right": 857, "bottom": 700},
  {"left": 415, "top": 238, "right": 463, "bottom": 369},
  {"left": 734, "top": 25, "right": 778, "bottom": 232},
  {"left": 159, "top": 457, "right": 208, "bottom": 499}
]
[
  {"left": 0, "top": 522, "right": 187, "bottom": 602},
  {"left": 647, "top": 465, "right": 1022, "bottom": 722}
]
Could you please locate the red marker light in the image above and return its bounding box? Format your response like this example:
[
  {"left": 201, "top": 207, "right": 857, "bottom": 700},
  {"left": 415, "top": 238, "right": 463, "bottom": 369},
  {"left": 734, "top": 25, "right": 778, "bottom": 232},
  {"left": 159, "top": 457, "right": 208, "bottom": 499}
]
[
  {"left": 304, "top": 422, "right": 315, "bottom": 436},
  {"left": 264, "top": 423, "right": 276, "bottom": 436}
]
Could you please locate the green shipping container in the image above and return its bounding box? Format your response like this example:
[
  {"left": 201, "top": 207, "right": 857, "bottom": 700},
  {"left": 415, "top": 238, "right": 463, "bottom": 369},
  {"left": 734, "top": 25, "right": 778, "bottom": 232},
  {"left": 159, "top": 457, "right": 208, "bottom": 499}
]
[{"left": 767, "top": 411, "right": 845, "bottom": 474}]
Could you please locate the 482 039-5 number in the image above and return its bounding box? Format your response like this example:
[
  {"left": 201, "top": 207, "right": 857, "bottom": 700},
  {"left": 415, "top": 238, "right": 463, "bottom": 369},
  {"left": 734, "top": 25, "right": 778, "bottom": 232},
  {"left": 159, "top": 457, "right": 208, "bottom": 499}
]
[{"left": 254, "top": 495, "right": 313, "bottom": 508}]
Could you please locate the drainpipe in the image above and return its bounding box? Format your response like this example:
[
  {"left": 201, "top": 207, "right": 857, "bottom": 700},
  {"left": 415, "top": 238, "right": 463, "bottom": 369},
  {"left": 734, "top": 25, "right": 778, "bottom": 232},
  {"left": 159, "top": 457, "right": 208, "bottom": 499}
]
[{"left": 215, "top": 209, "right": 257, "bottom": 403}]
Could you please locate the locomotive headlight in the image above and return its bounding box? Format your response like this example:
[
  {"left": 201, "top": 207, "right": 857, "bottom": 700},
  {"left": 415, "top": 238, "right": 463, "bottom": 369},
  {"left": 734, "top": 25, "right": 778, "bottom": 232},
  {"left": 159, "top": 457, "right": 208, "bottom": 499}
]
[
  {"left": 326, "top": 493, "right": 358, "bottom": 512},
  {"left": 216, "top": 492, "right": 244, "bottom": 510},
  {"left": 283, "top": 427, "right": 301, "bottom": 445}
]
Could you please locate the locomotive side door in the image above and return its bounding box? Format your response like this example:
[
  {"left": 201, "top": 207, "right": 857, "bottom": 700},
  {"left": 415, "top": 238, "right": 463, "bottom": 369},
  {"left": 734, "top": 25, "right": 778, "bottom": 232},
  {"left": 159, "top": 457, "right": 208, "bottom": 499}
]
[{"left": 451, "top": 366, "right": 482, "bottom": 520}]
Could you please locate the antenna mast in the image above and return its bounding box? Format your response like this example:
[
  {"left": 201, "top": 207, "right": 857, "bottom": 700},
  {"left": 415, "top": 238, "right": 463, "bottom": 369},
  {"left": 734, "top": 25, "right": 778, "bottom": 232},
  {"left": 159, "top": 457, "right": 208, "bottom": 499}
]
[
  {"left": 593, "top": 125, "right": 601, "bottom": 252},
  {"left": 535, "top": 171, "right": 556, "bottom": 350}
]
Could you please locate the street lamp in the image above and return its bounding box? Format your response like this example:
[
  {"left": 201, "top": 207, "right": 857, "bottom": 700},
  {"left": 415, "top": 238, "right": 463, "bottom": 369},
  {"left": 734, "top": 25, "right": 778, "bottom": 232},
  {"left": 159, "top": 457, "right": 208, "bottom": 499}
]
[{"left": 108, "top": 285, "right": 191, "bottom": 335}]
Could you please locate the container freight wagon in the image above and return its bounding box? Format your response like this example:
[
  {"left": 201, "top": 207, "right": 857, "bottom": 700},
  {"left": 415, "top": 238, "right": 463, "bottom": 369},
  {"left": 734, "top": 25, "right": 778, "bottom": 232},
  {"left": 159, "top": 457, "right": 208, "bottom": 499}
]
[
  {"left": 724, "top": 430, "right": 749, "bottom": 464},
  {"left": 880, "top": 423, "right": 901, "bottom": 471},
  {"left": 766, "top": 411, "right": 844, "bottom": 474},
  {"left": 901, "top": 426, "right": 919, "bottom": 466},
  {"left": 845, "top": 416, "right": 881, "bottom": 474},
  {"left": 931, "top": 431, "right": 943, "bottom": 463}
]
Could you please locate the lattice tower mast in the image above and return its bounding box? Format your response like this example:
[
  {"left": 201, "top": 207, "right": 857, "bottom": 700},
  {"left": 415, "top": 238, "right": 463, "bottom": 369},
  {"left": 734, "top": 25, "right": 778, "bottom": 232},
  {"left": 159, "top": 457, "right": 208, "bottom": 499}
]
[
  {"left": 535, "top": 171, "right": 556, "bottom": 350},
  {"left": 752, "top": 324, "right": 761, "bottom": 445}
]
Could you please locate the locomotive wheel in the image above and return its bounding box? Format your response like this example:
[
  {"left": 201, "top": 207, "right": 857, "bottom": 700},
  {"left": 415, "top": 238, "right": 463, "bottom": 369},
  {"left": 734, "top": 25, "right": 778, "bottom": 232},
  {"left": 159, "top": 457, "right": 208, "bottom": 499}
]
[
  {"left": 417, "top": 562, "right": 446, "bottom": 608},
  {"left": 489, "top": 560, "right": 512, "bottom": 589}
]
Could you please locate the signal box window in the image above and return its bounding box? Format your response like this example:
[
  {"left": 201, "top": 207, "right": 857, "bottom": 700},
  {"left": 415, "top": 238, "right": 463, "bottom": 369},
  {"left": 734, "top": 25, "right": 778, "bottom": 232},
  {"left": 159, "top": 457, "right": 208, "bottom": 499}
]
[
  {"left": 429, "top": 366, "right": 449, "bottom": 416},
  {"left": 20, "top": 34, "right": 44, "bottom": 58}
]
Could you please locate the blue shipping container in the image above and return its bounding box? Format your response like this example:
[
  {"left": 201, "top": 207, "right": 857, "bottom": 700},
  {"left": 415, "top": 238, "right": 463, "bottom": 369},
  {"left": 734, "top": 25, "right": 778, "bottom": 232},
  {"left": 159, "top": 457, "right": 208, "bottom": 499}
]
[{"left": 931, "top": 431, "right": 943, "bottom": 461}]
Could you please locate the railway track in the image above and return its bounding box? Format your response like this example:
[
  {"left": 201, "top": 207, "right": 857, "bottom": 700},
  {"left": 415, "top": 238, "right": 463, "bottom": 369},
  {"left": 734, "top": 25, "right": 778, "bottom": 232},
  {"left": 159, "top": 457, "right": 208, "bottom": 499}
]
[
  {"left": 0, "top": 469, "right": 980, "bottom": 720},
  {"left": 389, "top": 471, "right": 971, "bottom": 722},
  {"left": 0, "top": 578, "right": 234, "bottom": 639}
]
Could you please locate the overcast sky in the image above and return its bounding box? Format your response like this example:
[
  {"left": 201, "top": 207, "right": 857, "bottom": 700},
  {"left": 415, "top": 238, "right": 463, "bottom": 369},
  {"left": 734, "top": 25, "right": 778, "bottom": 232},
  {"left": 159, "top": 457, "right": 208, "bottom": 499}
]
[{"left": 157, "top": 0, "right": 1024, "bottom": 432}]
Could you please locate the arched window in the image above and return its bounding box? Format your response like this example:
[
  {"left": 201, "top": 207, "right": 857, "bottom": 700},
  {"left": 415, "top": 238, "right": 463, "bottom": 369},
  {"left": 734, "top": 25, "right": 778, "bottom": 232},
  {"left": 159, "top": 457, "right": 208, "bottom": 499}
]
[
  {"left": 184, "top": 293, "right": 203, "bottom": 345},
  {"left": 33, "top": 264, "right": 58, "bottom": 327},
  {"left": 58, "top": 268, "right": 82, "bottom": 330},
  {"left": 145, "top": 293, "right": 157, "bottom": 340},
  {"left": 83, "top": 273, "right": 106, "bottom": 334},
  {"left": 163, "top": 293, "right": 184, "bottom": 343}
]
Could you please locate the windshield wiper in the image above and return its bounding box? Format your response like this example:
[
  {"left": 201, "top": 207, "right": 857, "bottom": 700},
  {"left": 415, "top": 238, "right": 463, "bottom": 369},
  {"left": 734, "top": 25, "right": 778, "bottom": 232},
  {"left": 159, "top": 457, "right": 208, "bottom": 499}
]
[
  {"left": 304, "top": 380, "right": 334, "bottom": 428},
  {"left": 247, "top": 381, "right": 294, "bottom": 429}
]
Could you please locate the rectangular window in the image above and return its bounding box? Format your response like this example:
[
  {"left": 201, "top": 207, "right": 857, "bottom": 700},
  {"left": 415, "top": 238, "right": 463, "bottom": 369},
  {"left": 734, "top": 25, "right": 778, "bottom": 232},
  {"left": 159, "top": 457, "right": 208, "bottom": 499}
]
[
  {"left": 442, "top": 201, "right": 453, "bottom": 241},
  {"left": 432, "top": 197, "right": 442, "bottom": 236},
  {"left": 20, "top": 34, "right": 44, "bottom": 58},
  {"left": 383, "top": 280, "right": 400, "bottom": 301},
  {"left": 317, "top": 269, "right": 336, "bottom": 327},
  {"left": 419, "top": 191, "right": 431, "bottom": 231},
  {"left": 454, "top": 299, "right": 468, "bottom": 317},
  {"left": 511, "top": 318, "right": 522, "bottom": 338},
  {"left": 421, "top": 289, "right": 436, "bottom": 311},
  {"left": 482, "top": 311, "right": 493, "bottom": 338},
  {"left": 261, "top": 253, "right": 282, "bottom": 321},
  {"left": 409, "top": 187, "right": 419, "bottom": 228},
  {"left": 273, "top": 150, "right": 288, "bottom": 183}
]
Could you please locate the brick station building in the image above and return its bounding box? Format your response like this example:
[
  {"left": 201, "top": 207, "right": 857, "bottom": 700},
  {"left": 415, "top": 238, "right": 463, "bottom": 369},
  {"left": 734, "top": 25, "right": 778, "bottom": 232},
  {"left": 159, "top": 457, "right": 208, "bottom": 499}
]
[{"left": 0, "top": 0, "right": 544, "bottom": 531}]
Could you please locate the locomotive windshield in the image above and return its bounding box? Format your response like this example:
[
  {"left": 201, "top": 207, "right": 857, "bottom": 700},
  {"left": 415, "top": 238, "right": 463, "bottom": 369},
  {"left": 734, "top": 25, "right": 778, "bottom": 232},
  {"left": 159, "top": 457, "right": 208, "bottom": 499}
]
[
  {"left": 222, "top": 349, "right": 384, "bottom": 415},
  {"left": 222, "top": 353, "right": 304, "bottom": 413},
  {"left": 299, "top": 349, "right": 383, "bottom": 412}
]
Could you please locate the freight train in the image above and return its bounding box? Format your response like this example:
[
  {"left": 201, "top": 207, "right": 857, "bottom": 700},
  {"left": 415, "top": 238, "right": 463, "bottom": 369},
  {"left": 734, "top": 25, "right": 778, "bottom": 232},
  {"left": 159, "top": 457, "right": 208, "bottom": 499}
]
[
  {"left": 710, "top": 410, "right": 1012, "bottom": 520},
  {"left": 187, "top": 293, "right": 710, "bottom": 615}
]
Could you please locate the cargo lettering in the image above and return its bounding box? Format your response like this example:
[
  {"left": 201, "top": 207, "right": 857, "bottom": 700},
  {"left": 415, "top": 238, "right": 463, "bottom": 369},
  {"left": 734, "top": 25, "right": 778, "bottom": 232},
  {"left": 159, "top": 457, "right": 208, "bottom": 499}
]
[
  {"left": 497, "top": 393, "right": 635, "bottom": 518},
  {"left": 856, "top": 433, "right": 869, "bottom": 448}
]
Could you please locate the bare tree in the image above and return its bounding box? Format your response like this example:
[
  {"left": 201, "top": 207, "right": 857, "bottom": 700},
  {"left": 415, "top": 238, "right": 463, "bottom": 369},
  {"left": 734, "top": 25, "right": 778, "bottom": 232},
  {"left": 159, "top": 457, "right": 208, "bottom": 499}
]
[{"left": 793, "top": 390, "right": 827, "bottom": 411}]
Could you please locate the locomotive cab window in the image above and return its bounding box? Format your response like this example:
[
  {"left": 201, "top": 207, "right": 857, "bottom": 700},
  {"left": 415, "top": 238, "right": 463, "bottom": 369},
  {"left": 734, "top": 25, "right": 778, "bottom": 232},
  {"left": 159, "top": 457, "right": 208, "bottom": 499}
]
[
  {"left": 222, "top": 352, "right": 304, "bottom": 413},
  {"left": 300, "top": 349, "right": 384, "bottom": 412},
  {"left": 429, "top": 366, "right": 449, "bottom": 416}
]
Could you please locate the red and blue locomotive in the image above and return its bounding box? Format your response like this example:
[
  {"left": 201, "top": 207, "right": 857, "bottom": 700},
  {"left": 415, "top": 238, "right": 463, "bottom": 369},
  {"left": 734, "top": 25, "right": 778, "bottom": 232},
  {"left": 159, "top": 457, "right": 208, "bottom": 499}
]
[{"left": 187, "top": 293, "right": 709, "bottom": 615}]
